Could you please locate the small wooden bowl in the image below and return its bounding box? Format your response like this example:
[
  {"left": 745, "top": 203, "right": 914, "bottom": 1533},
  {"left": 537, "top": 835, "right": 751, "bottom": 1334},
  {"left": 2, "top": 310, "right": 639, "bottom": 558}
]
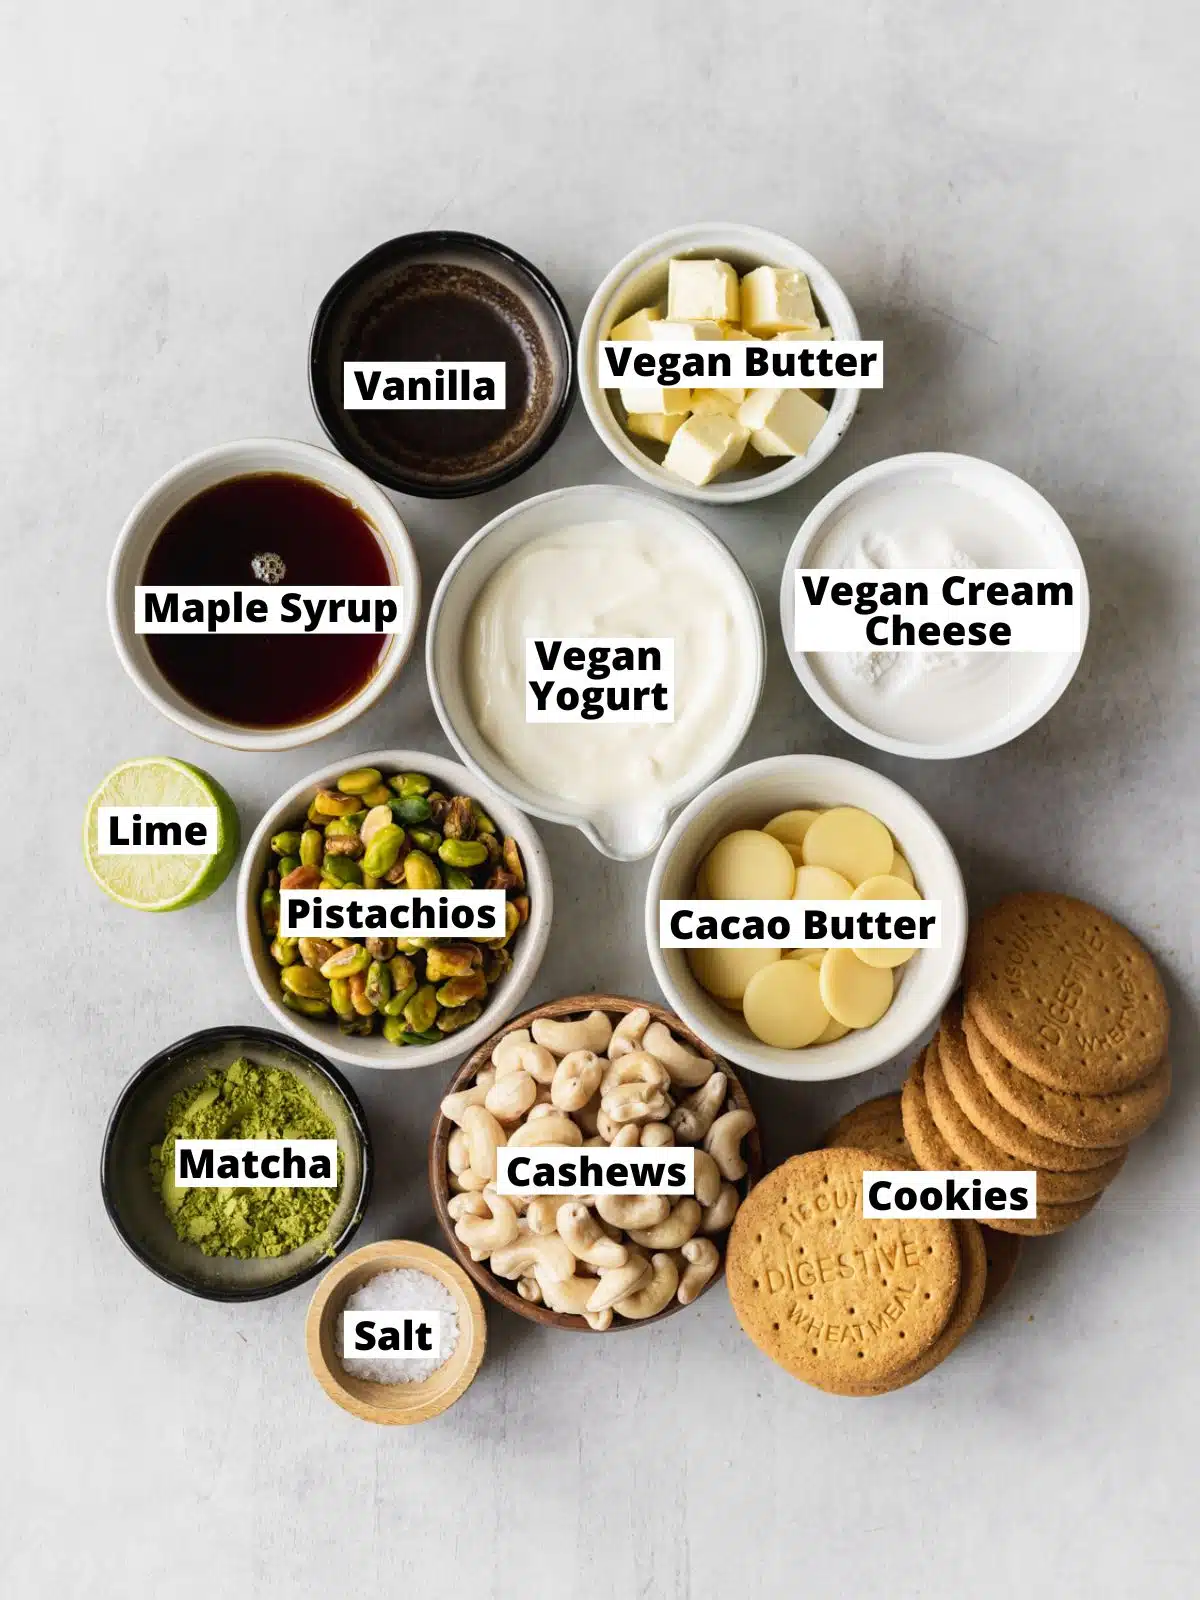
[
  {"left": 429, "top": 993, "right": 762, "bottom": 1332},
  {"left": 305, "top": 1240, "right": 486, "bottom": 1424}
]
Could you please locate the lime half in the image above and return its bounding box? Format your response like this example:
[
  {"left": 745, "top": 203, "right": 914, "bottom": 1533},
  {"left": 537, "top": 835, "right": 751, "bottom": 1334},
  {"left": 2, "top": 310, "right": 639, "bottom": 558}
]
[{"left": 84, "top": 758, "right": 240, "bottom": 912}]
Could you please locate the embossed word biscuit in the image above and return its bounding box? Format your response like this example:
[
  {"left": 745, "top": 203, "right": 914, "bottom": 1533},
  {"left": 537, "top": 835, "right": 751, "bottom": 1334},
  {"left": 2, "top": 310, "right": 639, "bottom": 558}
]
[
  {"left": 964, "top": 1004, "right": 1170, "bottom": 1150},
  {"left": 940, "top": 1000, "right": 1125, "bottom": 1172},
  {"left": 965, "top": 892, "right": 1168, "bottom": 1094},
  {"left": 726, "top": 1148, "right": 961, "bottom": 1388},
  {"left": 819, "top": 1220, "right": 989, "bottom": 1397},
  {"left": 928, "top": 1036, "right": 1126, "bottom": 1204},
  {"left": 823, "top": 1093, "right": 915, "bottom": 1167}
]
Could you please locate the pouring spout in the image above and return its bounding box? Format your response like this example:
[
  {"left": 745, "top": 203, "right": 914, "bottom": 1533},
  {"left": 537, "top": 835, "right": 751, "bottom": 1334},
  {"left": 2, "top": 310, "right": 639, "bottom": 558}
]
[{"left": 583, "top": 806, "right": 671, "bottom": 863}]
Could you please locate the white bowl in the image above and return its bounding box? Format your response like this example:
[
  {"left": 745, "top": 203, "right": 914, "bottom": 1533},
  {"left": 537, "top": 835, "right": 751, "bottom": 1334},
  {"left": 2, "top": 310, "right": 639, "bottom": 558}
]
[
  {"left": 107, "top": 438, "right": 422, "bottom": 752},
  {"left": 645, "top": 755, "right": 967, "bottom": 1082},
  {"left": 425, "top": 483, "right": 765, "bottom": 861},
  {"left": 779, "top": 453, "right": 1090, "bottom": 760},
  {"left": 237, "top": 750, "right": 552, "bottom": 1070},
  {"left": 578, "top": 223, "right": 861, "bottom": 505}
]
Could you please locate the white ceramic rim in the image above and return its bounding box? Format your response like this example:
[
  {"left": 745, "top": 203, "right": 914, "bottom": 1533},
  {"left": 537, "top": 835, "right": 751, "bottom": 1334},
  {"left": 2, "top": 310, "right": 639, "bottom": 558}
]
[
  {"left": 236, "top": 748, "right": 553, "bottom": 1070},
  {"left": 424, "top": 482, "right": 767, "bottom": 862},
  {"left": 578, "top": 222, "right": 861, "bottom": 505},
  {"left": 644, "top": 753, "right": 968, "bottom": 1083},
  {"left": 106, "top": 438, "right": 423, "bottom": 752},
  {"left": 779, "top": 452, "right": 1091, "bottom": 760}
]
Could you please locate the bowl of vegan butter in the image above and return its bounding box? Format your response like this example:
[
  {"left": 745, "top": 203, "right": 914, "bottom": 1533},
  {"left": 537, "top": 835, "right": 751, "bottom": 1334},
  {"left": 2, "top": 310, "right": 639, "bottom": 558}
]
[
  {"left": 780, "top": 454, "right": 1089, "bottom": 759},
  {"left": 426, "top": 483, "right": 765, "bottom": 860},
  {"left": 579, "top": 224, "right": 862, "bottom": 504}
]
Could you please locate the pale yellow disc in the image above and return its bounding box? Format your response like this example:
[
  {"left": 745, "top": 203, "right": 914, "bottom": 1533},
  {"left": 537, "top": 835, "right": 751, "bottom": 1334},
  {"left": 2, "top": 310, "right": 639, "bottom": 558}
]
[
  {"left": 688, "top": 945, "right": 781, "bottom": 1003},
  {"left": 785, "top": 947, "right": 827, "bottom": 966},
  {"left": 781, "top": 842, "right": 805, "bottom": 866},
  {"left": 819, "top": 949, "right": 894, "bottom": 1028},
  {"left": 801, "top": 806, "right": 894, "bottom": 886},
  {"left": 850, "top": 873, "right": 922, "bottom": 969},
  {"left": 743, "top": 959, "right": 830, "bottom": 1048},
  {"left": 889, "top": 851, "right": 915, "bottom": 888},
  {"left": 791, "top": 865, "right": 854, "bottom": 901},
  {"left": 763, "top": 809, "right": 822, "bottom": 848},
  {"left": 815, "top": 1013, "right": 851, "bottom": 1044},
  {"left": 705, "top": 829, "right": 795, "bottom": 900}
]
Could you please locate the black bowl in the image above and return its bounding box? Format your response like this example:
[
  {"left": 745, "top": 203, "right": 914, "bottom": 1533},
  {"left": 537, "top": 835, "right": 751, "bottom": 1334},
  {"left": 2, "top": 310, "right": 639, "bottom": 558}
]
[
  {"left": 101, "top": 1025, "right": 373, "bottom": 1302},
  {"left": 309, "top": 230, "right": 575, "bottom": 498}
]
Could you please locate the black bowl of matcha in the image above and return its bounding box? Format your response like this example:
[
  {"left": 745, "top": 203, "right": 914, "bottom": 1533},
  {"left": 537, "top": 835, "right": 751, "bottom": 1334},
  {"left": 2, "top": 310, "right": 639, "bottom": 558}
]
[{"left": 102, "top": 1026, "right": 372, "bottom": 1301}]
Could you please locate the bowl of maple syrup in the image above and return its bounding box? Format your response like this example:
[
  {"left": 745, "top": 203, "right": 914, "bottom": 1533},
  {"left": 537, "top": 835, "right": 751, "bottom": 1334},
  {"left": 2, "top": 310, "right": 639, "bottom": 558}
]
[{"left": 107, "top": 439, "right": 421, "bottom": 750}]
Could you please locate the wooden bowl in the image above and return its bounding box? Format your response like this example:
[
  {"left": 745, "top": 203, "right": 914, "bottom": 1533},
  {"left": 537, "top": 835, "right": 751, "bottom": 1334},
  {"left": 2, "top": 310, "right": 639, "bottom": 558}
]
[
  {"left": 429, "top": 993, "right": 762, "bottom": 1332},
  {"left": 305, "top": 1240, "right": 486, "bottom": 1424}
]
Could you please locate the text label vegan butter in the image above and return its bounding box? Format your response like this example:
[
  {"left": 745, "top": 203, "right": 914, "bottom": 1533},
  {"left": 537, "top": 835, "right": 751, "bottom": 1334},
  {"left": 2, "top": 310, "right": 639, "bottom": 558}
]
[
  {"left": 599, "top": 339, "right": 884, "bottom": 389},
  {"left": 659, "top": 900, "right": 942, "bottom": 949},
  {"left": 525, "top": 637, "right": 674, "bottom": 724},
  {"left": 794, "top": 568, "right": 1082, "bottom": 652},
  {"left": 174, "top": 1139, "right": 339, "bottom": 1187}
]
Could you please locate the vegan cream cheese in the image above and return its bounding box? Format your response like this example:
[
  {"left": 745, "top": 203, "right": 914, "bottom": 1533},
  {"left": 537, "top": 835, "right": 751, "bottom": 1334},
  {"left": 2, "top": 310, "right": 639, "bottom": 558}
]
[{"left": 463, "top": 519, "right": 758, "bottom": 809}]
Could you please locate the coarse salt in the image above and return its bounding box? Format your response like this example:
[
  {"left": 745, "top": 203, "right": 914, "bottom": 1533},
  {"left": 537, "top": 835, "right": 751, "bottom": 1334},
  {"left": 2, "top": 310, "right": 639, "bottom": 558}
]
[{"left": 339, "top": 1267, "right": 459, "bottom": 1385}]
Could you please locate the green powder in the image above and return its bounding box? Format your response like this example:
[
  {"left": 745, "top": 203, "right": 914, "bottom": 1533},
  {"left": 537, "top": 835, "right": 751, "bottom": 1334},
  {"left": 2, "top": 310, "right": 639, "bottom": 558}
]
[{"left": 150, "top": 1056, "right": 344, "bottom": 1258}]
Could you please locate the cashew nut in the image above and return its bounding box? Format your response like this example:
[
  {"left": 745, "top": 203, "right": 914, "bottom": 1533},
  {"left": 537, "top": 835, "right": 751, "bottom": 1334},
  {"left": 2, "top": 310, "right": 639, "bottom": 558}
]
[
  {"left": 508, "top": 1111, "right": 583, "bottom": 1147},
  {"left": 492, "top": 1028, "right": 532, "bottom": 1072},
  {"left": 677, "top": 1237, "right": 720, "bottom": 1305},
  {"left": 585, "top": 1307, "right": 613, "bottom": 1331},
  {"left": 586, "top": 1256, "right": 652, "bottom": 1312},
  {"left": 692, "top": 1147, "right": 722, "bottom": 1207},
  {"left": 609, "top": 1123, "right": 641, "bottom": 1149},
  {"left": 517, "top": 1275, "right": 542, "bottom": 1304},
  {"left": 447, "top": 1191, "right": 489, "bottom": 1221},
  {"left": 575, "top": 1094, "right": 603, "bottom": 1137},
  {"left": 640, "top": 1122, "right": 674, "bottom": 1148},
  {"left": 704, "top": 1108, "right": 756, "bottom": 1181},
  {"left": 596, "top": 1193, "right": 671, "bottom": 1231},
  {"left": 551, "top": 1050, "right": 604, "bottom": 1112},
  {"left": 491, "top": 1232, "right": 575, "bottom": 1282},
  {"left": 607, "top": 1007, "right": 650, "bottom": 1059},
  {"left": 447, "top": 1127, "right": 471, "bottom": 1175},
  {"left": 613, "top": 1252, "right": 679, "bottom": 1319},
  {"left": 669, "top": 1070, "right": 727, "bottom": 1142},
  {"left": 526, "top": 1195, "right": 565, "bottom": 1235},
  {"left": 558, "top": 1201, "right": 629, "bottom": 1268},
  {"left": 497, "top": 1042, "right": 557, "bottom": 1084},
  {"left": 440, "top": 1080, "right": 491, "bottom": 1125},
  {"left": 642, "top": 1021, "right": 715, "bottom": 1088},
  {"left": 484, "top": 1069, "right": 537, "bottom": 1124},
  {"left": 460, "top": 1104, "right": 507, "bottom": 1181},
  {"left": 457, "top": 1167, "right": 490, "bottom": 1192},
  {"left": 600, "top": 1051, "right": 672, "bottom": 1097},
  {"left": 700, "top": 1182, "right": 739, "bottom": 1233},
  {"left": 601, "top": 1081, "right": 672, "bottom": 1125},
  {"left": 628, "top": 1198, "right": 701, "bottom": 1250},
  {"left": 532, "top": 1010, "right": 613, "bottom": 1056},
  {"left": 454, "top": 1191, "right": 520, "bottom": 1256},
  {"left": 533, "top": 1266, "right": 595, "bottom": 1316},
  {"left": 596, "top": 1108, "right": 622, "bottom": 1143},
  {"left": 527, "top": 1101, "right": 560, "bottom": 1120}
]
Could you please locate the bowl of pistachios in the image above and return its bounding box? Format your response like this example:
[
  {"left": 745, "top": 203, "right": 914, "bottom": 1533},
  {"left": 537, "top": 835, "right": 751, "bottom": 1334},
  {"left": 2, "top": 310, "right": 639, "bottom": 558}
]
[{"left": 237, "top": 750, "right": 553, "bottom": 1069}]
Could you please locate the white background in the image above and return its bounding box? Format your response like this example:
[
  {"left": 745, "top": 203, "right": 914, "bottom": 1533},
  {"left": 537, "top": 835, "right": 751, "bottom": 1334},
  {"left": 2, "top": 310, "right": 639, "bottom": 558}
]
[{"left": 3, "top": 3, "right": 1197, "bottom": 1597}]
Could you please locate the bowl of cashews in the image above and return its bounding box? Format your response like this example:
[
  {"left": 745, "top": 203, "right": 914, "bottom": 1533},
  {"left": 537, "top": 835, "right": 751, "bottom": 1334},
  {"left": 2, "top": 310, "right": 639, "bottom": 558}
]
[{"left": 429, "top": 994, "right": 762, "bottom": 1331}]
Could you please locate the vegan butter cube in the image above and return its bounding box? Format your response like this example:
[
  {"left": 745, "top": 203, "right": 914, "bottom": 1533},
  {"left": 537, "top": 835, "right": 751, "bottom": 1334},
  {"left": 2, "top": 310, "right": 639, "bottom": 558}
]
[
  {"left": 736, "top": 387, "right": 828, "bottom": 458},
  {"left": 663, "top": 412, "right": 750, "bottom": 485},
  {"left": 649, "top": 318, "right": 724, "bottom": 342},
  {"left": 610, "top": 305, "right": 664, "bottom": 341},
  {"left": 619, "top": 383, "right": 692, "bottom": 417},
  {"left": 740, "top": 266, "right": 819, "bottom": 335},
  {"left": 667, "top": 258, "right": 740, "bottom": 324},
  {"left": 690, "top": 391, "right": 741, "bottom": 418},
  {"left": 626, "top": 410, "right": 688, "bottom": 443}
]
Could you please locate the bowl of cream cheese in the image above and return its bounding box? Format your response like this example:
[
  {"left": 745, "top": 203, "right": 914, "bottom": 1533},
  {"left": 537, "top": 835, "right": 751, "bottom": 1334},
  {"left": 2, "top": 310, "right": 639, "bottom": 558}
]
[
  {"left": 780, "top": 453, "right": 1089, "bottom": 759},
  {"left": 426, "top": 484, "right": 765, "bottom": 861}
]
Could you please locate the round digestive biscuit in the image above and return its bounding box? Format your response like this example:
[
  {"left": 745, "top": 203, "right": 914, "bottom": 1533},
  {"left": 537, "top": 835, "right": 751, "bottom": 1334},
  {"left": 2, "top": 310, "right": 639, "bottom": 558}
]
[
  {"left": 851, "top": 874, "right": 923, "bottom": 970},
  {"left": 964, "top": 1001, "right": 1170, "bottom": 1149},
  {"left": 901, "top": 1047, "right": 965, "bottom": 1173},
  {"left": 688, "top": 944, "right": 780, "bottom": 1003},
  {"left": 726, "top": 1149, "right": 961, "bottom": 1388},
  {"left": 978, "top": 1227, "right": 1022, "bottom": 1315},
  {"left": 801, "top": 806, "right": 894, "bottom": 886},
  {"left": 814, "top": 1219, "right": 989, "bottom": 1396},
  {"left": 742, "top": 959, "right": 830, "bottom": 1048},
  {"left": 926, "top": 1040, "right": 1125, "bottom": 1203},
  {"left": 940, "top": 999, "right": 1126, "bottom": 1172},
  {"left": 964, "top": 892, "right": 1168, "bottom": 1094},
  {"left": 823, "top": 1093, "right": 915, "bottom": 1168},
  {"left": 820, "top": 949, "right": 894, "bottom": 1029},
  {"left": 983, "top": 1192, "right": 1100, "bottom": 1237},
  {"left": 705, "top": 829, "right": 795, "bottom": 900}
]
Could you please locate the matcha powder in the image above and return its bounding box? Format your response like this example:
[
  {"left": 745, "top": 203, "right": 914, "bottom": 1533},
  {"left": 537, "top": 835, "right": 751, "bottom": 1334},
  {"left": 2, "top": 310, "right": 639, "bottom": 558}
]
[{"left": 150, "top": 1056, "right": 344, "bottom": 1258}]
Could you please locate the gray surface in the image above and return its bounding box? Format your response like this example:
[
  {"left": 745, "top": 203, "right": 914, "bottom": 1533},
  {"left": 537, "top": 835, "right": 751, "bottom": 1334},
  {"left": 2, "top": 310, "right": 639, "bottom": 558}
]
[{"left": 4, "top": 3, "right": 1197, "bottom": 1596}]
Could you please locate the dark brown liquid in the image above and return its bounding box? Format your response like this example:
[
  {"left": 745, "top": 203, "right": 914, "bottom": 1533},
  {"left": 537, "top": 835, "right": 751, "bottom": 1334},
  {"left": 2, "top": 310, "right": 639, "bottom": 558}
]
[
  {"left": 142, "top": 473, "right": 390, "bottom": 729},
  {"left": 338, "top": 263, "right": 552, "bottom": 483}
]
